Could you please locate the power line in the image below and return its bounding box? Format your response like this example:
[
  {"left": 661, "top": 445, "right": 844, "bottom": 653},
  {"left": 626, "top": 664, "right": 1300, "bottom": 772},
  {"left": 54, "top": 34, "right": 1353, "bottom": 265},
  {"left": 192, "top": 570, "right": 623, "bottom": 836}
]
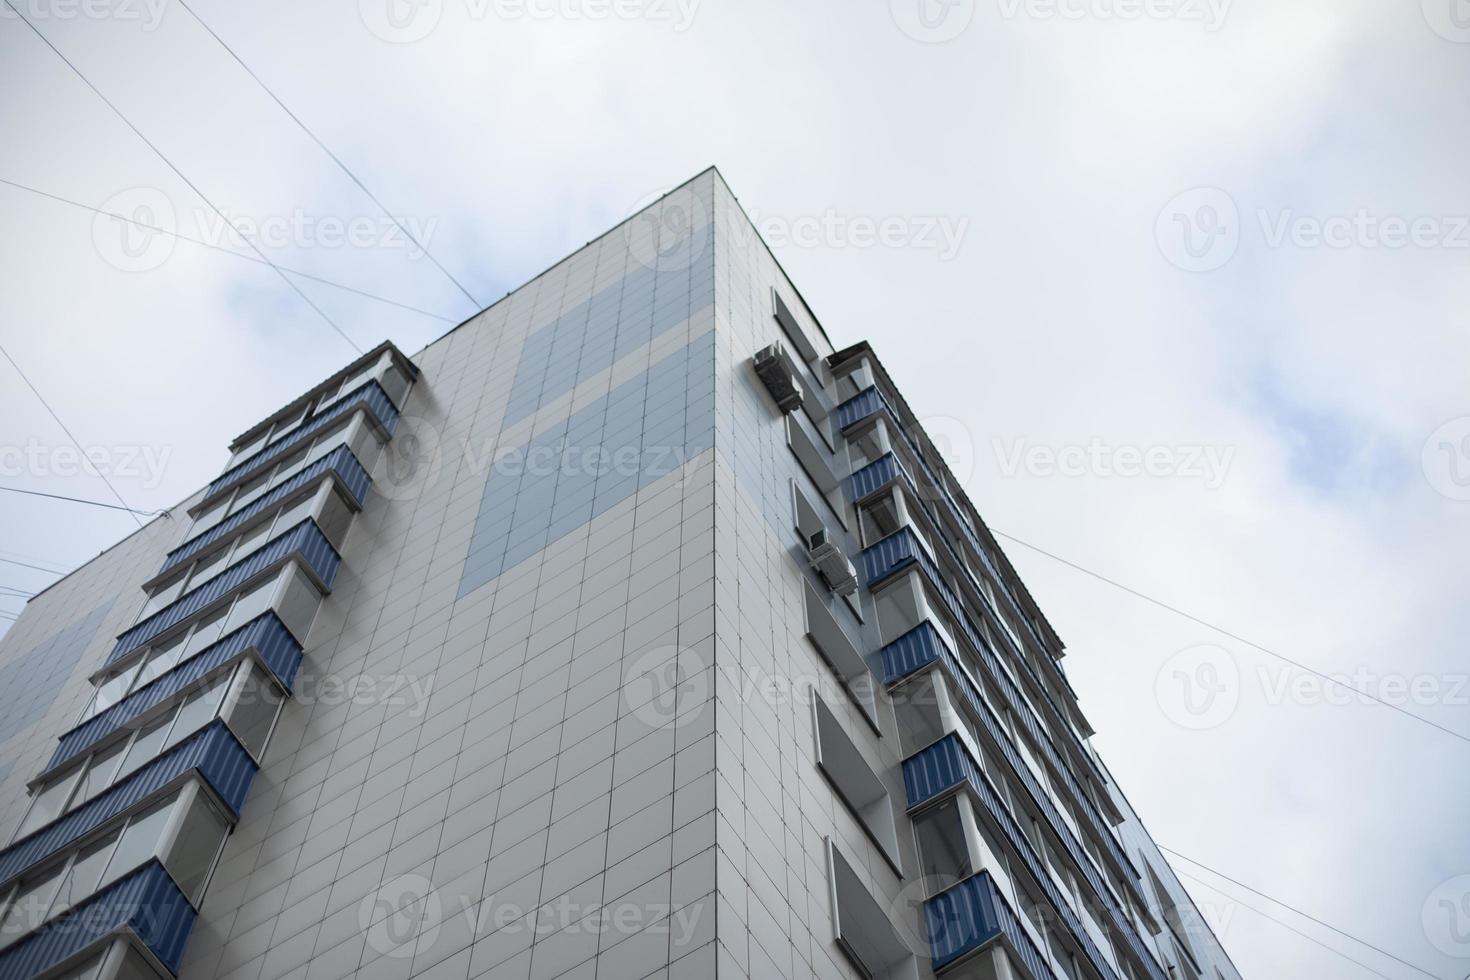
[
  {"left": 0, "top": 176, "right": 457, "bottom": 324},
  {"left": 0, "top": 345, "right": 144, "bottom": 528},
  {"left": 1174, "top": 869, "right": 1403, "bottom": 980},
  {"left": 1162, "top": 846, "right": 1441, "bottom": 979},
  {"left": 0, "top": 484, "right": 163, "bottom": 516},
  {"left": 3, "top": 0, "right": 362, "bottom": 355},
  {"left": 0, "top": 555, "right": 67, "bottom": 575},
  {"left": 989, "top": 527, "right": 1470, "bottom": 747},
  {"left": 174, "top": 0, "right": 483, "bottom": 312}
]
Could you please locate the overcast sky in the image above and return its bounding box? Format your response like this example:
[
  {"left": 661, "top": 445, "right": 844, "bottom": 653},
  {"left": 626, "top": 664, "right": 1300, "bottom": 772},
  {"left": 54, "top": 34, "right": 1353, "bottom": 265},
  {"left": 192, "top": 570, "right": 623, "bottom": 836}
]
[{"left": 2, "top": 1, "right": 1468, "bottom": 977}]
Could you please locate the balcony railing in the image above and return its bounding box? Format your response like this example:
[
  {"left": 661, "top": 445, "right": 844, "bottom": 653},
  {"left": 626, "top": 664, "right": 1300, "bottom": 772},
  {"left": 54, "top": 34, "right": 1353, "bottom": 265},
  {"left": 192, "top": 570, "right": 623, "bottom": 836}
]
[
  {"left": 108, "top": 520, "right": 339, "bottom": 670},
  {"left": 837, "top": 388, "right": 1113, "bottom": 790},
  {"left": 159, "top": 444, "right": 369, "bottom": 578},
  {"left": 0, "top": 722, "right": 256, "bottom": 889},
  {"left": 905, "top": 735, "right": 1125, "bottom": 980},
  {"left": 885, "top": 624, "right": 1167, "bottom": 980},
  {"left": 203, "top": 379, "right": 398, "bottom": 503},
  {"left": 925, "top": 871, "right": 1055, "bottom": 979},
  {"left": 864, "top": 528, "right": 1144, "bottom": 905},
  {"left": 0, "top": 860, "right": 195, "bottom": 979},
  {"left": 46, "top": 613, "right": 301, "bottom": 777}
]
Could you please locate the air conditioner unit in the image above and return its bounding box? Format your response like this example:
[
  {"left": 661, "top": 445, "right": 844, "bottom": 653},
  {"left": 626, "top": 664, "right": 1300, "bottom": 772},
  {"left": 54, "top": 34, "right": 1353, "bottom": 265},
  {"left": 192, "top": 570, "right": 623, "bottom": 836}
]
[
  {"left": 753, "top": 343, "right": 804, "bottom": 414},
  {"left": 807, "top": 528, "right": 858, "bottom": 596}
]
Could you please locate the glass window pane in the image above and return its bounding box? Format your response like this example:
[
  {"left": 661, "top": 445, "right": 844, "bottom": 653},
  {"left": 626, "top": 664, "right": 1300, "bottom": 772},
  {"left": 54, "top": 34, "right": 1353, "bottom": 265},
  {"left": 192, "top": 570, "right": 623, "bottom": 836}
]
[
  {"left": 136, "top": 573, "right": 186, "bottom": 622},
  {"left": 163, "top": 675, "right": 231, "bottom": 751},
  {"left": 222, "top": 578, "right": 276, "bottom": 635},
  {"left": 183, "top": 548, "right": 231, "bottom": 593},
  {"left": 50, "top": 831, "right": 121, "bottom": 917},
  {"left": 230, "top": 522, "right": 274, "bottom": 565},
  {"left": 270, "top": 496, "right": 314, "bottom": 536},
  {"left": 275, "top": 567, "right": 323, "bottom": 642},
  {"left": 49, "top": 952, "right": 105, "bottom": 980},
  {"left": 225, "top": 668, "right": 283, "bottom": 760},
  {"left": 14, "top": 769, "right": 81, "bottom": 839},
  {"left": 114, "top": 715, "right": 172, "bottom": 783},
  {"left": 315, "top": 490, "right": 354, "bottom": 550},
  {"left": 133, "top": 632, "right": 189, "bottom": 691},
  {"left": 181, "top": 609, "right": 228, "bottom": 660},
  {"left": 227, "top": 474, "right": 271, "bottom": 516},
  {"left": 269, "top": 448, "right": 310, "bottom": 486},
  {"left": 164, "top": 793, "right": 229, "bottom": 904},
  {"left": 85, "top": 661, "right": 142, "bottom": 721},
  {"left": 74, "top": 740, "right": 129, "bottom": 805},
  {"left": 378, "top": 363, "right": 410, "bottom": 408},
  {"left": 0, "top": 865, "right": 64, "bottom": 948},
  {"left": 97, "top": 797, "right": 175, "bottom": 890},
  {"left": 190, "top": 497, "right": 229, "bottom": 536}
]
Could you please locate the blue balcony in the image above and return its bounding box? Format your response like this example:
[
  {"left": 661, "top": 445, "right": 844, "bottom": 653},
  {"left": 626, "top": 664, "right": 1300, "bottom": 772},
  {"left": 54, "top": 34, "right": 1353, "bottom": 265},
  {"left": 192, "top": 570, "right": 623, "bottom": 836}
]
[
  {"left": 107, "top": 520, "right": 339, "bottom": 671},
  {"left": 836, "top": 389, "right": 1115, "bottom": 800},
  {"left": 0, "top": 722, "right": 256, "bottom": 889},
  {"left": 889, "top": 631, "right": 1166, "bottom": 980},
  {"left": 0, "top": 860, "right": 195, "bottom": 980},
  {"left": 204, "top": 380, "right": 399, "bottom": 503},
  {"left": 46, "top": 613, "right": 302, "bottom": 778},
  {"left": 925, "top": 872, "right": 1055, "bottom": 979},
  {"left": 159, "top": 444, "right": 369, "bottom": 578},
  {"left": 904, "top": 735, "right": 1147, "bottom": 980},
  {"left": 864, "top": 532, "right": 1144, "bottom": 905}
]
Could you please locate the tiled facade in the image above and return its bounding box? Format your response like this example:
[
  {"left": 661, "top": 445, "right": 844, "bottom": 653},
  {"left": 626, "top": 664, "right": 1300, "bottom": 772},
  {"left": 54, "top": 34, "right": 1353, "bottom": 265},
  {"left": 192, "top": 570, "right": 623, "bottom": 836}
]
[{"left": 0, "top": 169, "right": 1241, "bottom": 980}]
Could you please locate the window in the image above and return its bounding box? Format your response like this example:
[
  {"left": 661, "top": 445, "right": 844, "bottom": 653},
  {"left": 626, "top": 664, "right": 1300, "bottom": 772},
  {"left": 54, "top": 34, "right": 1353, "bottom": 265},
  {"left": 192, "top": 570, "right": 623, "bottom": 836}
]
[
  {"left": 812, "top": 697, "right": 901, "bottom": 872},
  {"left": 0, "top": 865, "right": 63, "bottom": 949},
  {"left": 802, "top": 580, "right": 879, "bottom": 731},
  {"left": 96, "top": 797, "right": 172, "bottom": 890},
  {"left": 162, "top": 675, "right": 230, "bottom": 751},
  {"left": 163, "top": 791, "right": 229, "bottom": 904},
  {"left": 826, "top": 841, "right": 919, "bottom": 980},
  {"left": 12, "top": 768, "right": 82, "bottom": 840},
  {"left": 114, "top": 715, "right": 172, "bottom": 783},
  {"left": 81, "top": 661, "right": 142, "bottom": 722},
  {"left": 223, "top": 666, "right": 284, "bottom": 760},
  {"left": 73, "top": 740, "right": 128, "bottom": 807},
  {"left": 913, "top": 797, "right": 973, "bottom": 886},
  {"left": 50, "top": 832, "right": 119, "bottom": 917},
  {"left": 274, "top": 566, "right": 323, "bottom": 642}
]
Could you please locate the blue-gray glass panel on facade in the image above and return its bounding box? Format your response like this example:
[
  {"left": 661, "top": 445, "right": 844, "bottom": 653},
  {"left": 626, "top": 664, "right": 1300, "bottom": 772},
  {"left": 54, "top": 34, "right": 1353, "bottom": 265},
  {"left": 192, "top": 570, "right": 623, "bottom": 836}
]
[
  {"left": 205, "top": 380, "right": 398, "bottom": 500},
  {"left": 47, "top": 613, "right": 301, "bottom": 777},
  {"left": 0, "top": 722, "right": 257, "bottom": 888},
  {"left": 160, "top": 445, "right": 369, "bottom": 578},
  {"left": 500, "top": 223, "right": 714, "bottom": 426},
  {"left": 0, "top": 603, "right": 113, "bottom": 746},
  {"left": 458, "top": 330, "right": 716, "bottom": 599},
  {"left": 108, "top": 521, "right": 340, "bottom": 669},
  {"left": 0, "top": 860, "right": 195, "bottom": 980}
]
